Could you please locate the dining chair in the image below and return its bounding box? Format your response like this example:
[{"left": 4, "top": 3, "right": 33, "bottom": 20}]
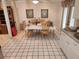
[
  {"left": 41, "top": 29, "right": 49, "bottom": 36},
  {"left": 26, "top": 30, "right": 33, "bottom": 37}
]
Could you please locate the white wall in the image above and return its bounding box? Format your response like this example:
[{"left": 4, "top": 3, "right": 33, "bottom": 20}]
[
  {"left": 6, "top": 0, "right": 63, "bottom": 32},
  {"left": 52, "top": 2, "right": 63, "bottom": 34},
  {"left": 14, "top": 0, "right": 63, "bottom": 33},
  {"left": 15, "top": 0, "right": 26, "bottom": 23},
  {"left": 15, "top": 0, "right": 60, "bottom": 23}
]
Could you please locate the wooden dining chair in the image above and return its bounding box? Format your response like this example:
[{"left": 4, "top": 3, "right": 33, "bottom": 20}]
[
  {"left": 26, "top": 30, "right": 33, "bottom": 37},
  {"left": 41, "top": 30, "right": 49, "bottom": 36},
  {"left": 41, "top": 26, "right": 49, "bottom": 36}
]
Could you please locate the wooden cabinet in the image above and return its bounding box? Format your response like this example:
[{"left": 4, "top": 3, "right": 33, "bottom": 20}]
[
  {"left": 0, "top": 10, "right": 8, "bottom": 34},
  {"left": 7, "top": 6, "right": 14, "bottom": 21},
  {"left": 0, "top": 24, "right": 8, "bottom": 34},
  {"left": 0, "top": 6, "right": 17, "bottom": 35},
  {"left": 7, "top": 6, "right": 17, "bottom": 36}
]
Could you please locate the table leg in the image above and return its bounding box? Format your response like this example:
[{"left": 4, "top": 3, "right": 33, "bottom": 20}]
[{"left": 25, "top": 30, "right": 26, "bottom": 37}]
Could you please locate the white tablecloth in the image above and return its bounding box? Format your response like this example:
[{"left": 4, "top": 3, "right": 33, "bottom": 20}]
[
  {"left": 25, "top": 25, "right": 54, "bottom": 31},
  {"left": 25, "top": 25, "right": 42, "bottom": 30}
]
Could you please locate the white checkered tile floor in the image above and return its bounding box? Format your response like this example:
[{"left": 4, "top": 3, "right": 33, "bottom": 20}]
[{"left": 2, "top": 34, "right": 67, "bottom": 59}]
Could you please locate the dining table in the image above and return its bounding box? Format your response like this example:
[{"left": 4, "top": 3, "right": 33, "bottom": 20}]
[
  {"left": 25, "top": 24, "right": 54, "bottom": 37},
  {"left": 25, "top": 25, "right": 43, "bottom": 30}
]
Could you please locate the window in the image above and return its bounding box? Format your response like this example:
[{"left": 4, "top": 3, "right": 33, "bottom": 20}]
[{"left": 62, "top": 6, "right": 75, "bottom": 31}]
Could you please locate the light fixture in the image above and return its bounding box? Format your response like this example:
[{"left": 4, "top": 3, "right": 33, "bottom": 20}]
[{"left": 32, "top": 0, "right": 39, "bottom": 4}]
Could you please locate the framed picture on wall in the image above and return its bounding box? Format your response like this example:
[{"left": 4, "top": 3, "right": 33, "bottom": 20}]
[
  {"left": 41, "top": 9, "right": 48, "bottom": 18},
  {"left": 26, "top": 9, "right": 34, "bottom": 18}
]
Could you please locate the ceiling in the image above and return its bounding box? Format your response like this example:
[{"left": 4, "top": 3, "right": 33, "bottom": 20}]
[
  {"left": 39, "top": 0, "right": 64, "bottom": 2},
  {"left": 36, "top": 0, "right": 65, "bottom": 3},
  {"left": 14, "top": 0, "right": 64, "bottom": 3}
]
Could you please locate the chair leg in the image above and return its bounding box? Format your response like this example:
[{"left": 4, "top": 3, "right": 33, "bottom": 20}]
[
  {"left": 0, "top": 46, "right": 4, "bottom": 59},
  {"left": 25, "top": 30, "right": 26, "bottom": 37},
  {"left": 27, "top": 31, "right": 32, "bottom": 37}
]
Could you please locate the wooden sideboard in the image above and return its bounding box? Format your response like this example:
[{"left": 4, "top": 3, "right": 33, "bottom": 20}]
[
  {"left": 0, "top": 24, "right": 8, "bottom": 34},
  {"left": 0, "top": 6, "right": 17, "bottom": 36},
  {"left": 0, "top": 9, "right": 8, "bottom": 34}
]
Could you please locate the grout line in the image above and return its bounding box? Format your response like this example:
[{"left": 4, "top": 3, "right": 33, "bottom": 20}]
[
  {"left": 2, "top": 31, "right": 67, "bottom": 59},
  {"left": 49, "top": 33, "right": 57, "bottom": 59}
]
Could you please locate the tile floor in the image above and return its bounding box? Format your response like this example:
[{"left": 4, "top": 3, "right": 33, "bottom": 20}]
[
  {"left": 1, "top": 32, "right": 67, "bottom": 59},
  {"left": 0, "top": 34, "right": 9, "bottom": 46}
]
